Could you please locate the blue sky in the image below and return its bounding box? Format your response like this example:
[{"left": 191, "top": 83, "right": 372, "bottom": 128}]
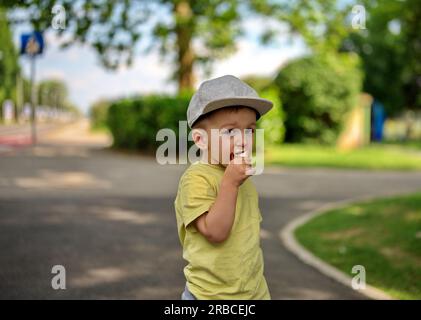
[{"left": 14, "top": 12, "right": 308, "bottom": 114}]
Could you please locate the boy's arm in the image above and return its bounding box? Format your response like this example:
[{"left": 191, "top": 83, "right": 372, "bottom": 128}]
[{"left": 194, "top": 160, "right": 252, "bottom": 243}]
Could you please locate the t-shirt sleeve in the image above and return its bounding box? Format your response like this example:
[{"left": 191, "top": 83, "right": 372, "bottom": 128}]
[{"left": 178, "top": 172, "right": 217, "bottom": 229}]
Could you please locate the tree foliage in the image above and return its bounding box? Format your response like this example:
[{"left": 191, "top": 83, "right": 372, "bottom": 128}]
[
  {"left": 343, "top": 0, "right": 421, "bottom": 115},
  {"left": 0, "top": 6, "right": 19, "bottom": 117},
  {"left": 7, "top": 0, "right": 251, "bottom": 91},
  {"left": 37, "top": 79, "right": 69, "bottom": 109}
]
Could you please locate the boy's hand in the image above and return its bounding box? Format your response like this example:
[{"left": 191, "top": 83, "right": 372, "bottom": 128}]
[
  {"left": 223, "top": 151, "right": 254, "bottom": 188},
  {"left": 195, "top": 151, "right": 253, "bottom": 243}
]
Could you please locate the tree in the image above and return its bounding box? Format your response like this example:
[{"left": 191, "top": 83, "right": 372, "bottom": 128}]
[
  {"left": 249, "top": 0, "right": 354, "bottom": 54},
  {"left": 249, "top": 0, "right": 364, "bottom": 144},
  {"left": 6, "top": 0, "right": 260, "bottom": 92},
  {"left": 401, "top": 0, "right": 421, "bottom": 113},
  {"left": 7, "top": 0, "right": 370, "bottom": 94},
  {"left": 38, "top": 79, "right": 68, "bottom": 109},
  {"left": 0, "top": 6, "right": 19, "bottom": 120},
  {"left": 342, "top": 0, "right": 421, "bottom": 116},
  {"left": 37, "top": 79, "right": 78, "bottom": 115}
]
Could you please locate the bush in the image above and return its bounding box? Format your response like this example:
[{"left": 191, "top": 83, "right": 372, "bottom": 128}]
[
  {"left": 242, "top": 76, "right": 285, "bottom": 145},
  {"left": 258, "top": 86, "right": 285, "bottom": 145},
  {"left": 107, "top": 93, "right": 192, "bottom": 152},
  {"left": 275, "top": 53, "right": 363, "bottom": 144},
  {"left": 89, "top": 99, "right": 111, "bottom": 129}
]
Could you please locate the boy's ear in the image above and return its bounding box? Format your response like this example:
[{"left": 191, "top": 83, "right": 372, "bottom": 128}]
[{"left": 191, "top": 128, "right": 208, "bottom": 150}]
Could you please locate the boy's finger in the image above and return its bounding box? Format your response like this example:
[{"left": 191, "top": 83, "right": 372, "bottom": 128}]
[
  {"left": 232, "top": 152, "right": 244, "bottom": 164},
  {"left": 242, "top": 151, "right": 253, "bottom": 165},
  {"left": 245, "top": 165, "right": 255, "bottom": 176},
  {"left": 233, "top": 151, "right": 252, "bottom": 165}
]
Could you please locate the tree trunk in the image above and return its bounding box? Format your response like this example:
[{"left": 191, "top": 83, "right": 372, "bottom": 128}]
[{"left": 174, "top": 0, "right": 195, "bottom": 92}]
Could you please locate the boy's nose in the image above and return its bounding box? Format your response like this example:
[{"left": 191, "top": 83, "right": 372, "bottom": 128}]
[{"left": 234, "top": 130, "right": 253, "bottom": 150}]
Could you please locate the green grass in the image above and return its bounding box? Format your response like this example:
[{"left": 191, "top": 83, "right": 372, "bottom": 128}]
[
  {"left": 265, "top": 143, "right": 421, "bottom": 170},
  {"left": 295, "top": 192, "right": 421, "bottom": 299},
  {"left": 382, "top": 139, "right": 421, "bottom": 150}
]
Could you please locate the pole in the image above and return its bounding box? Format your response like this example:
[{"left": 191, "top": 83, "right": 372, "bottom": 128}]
[
  {"left": 30, "top": 55, "right": 37, "bottom": 144},
  {"left": 16, "top": 73, "right": 23, "bottom": 123}
]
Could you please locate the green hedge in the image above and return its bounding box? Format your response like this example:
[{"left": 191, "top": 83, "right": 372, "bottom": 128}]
[
  {"left": 275, "top": 53, "right": 363, "bottom": 144},
  {"left": 107, "top": 93, "right": 192, "bottom": 151},
  {"left": 242, "top": 76, "right": 285, "bottom": 145},
  {"left": 90, "top": 99, "right": 111, "bottom": 129},
  {"left": 258, "top": 86, "right": 285, "bottom": 145}
]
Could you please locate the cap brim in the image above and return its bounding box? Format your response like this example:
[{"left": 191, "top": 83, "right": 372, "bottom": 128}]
[{"left": 203, "top": 97, "right": 273, "bottom": 118}]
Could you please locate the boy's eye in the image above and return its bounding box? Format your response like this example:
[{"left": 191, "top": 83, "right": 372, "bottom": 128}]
[
  {"left": 220, "top": 128, "right": 255, "bottom": 136},
  {"left": 220, "top": 128, "right": 237, "bottom": 136}
]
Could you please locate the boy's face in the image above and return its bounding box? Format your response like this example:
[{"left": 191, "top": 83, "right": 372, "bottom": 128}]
[{"left": 193, "top": 107, "right": 257, "bottom": 167}]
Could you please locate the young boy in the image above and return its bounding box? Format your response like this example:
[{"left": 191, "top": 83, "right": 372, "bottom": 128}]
[{"left": 174, "top": 75, "right": 273, "bottom": 300}]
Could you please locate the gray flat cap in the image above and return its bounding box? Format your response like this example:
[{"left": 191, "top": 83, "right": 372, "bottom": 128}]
[{"left": 187, "top": 74, "right": 273, "bottom": 128}]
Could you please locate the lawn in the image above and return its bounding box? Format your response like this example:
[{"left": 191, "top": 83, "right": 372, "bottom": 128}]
[
  {"left": 265, "top": 142, "right": 421, "bottom": 170},
  {"left": 295, "top": 192, "right": 421, "bottom": 300},
  {"left": 382, "top": 139, "right": 421, "bottom": 150}
]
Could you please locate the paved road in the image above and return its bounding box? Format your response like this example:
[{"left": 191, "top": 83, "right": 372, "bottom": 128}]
[
  {"left": 1, "top": 123, "right": 421, "bottom": 299},
  {"left": 0, "top": 122, "right": 72, "bottom": 153}
]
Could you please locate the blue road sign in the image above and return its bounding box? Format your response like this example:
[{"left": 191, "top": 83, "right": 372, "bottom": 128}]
[
  {"left": 371, "top": 99, "right": 385, "bottom": 142},
  {"left": 20, "top": 32, "right": 44, "bottom": 56}
]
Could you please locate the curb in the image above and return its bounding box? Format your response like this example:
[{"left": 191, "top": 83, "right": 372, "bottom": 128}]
[{"left": 279, "top": 195, "right": 395, "bottom": 300}]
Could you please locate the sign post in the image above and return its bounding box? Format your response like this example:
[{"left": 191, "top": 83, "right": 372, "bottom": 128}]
[{"left": 20, "top": 31, "right": 44, "bottom": 145}]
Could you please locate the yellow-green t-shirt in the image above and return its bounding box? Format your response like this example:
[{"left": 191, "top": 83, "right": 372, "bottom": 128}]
[{"left": 174, "top": 161, "right": 270, "bottom": 300}]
